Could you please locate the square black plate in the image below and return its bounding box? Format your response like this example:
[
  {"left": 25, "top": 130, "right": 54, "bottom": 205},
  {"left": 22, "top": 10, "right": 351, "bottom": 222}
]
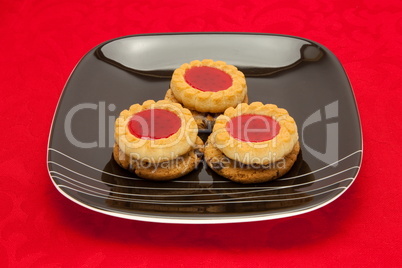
[{"left": 47, "top": 33, "right": 362, "bottom": 223}]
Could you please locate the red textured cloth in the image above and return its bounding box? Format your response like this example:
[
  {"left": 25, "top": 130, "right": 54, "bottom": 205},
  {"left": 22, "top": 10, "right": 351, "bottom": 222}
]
[{"left": 1, "top": 0, "right": 402, "bottom": 267}]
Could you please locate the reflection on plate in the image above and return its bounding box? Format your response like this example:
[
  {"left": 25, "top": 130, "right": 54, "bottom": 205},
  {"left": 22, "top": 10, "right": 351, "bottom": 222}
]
[{"left": 47, "top": 33, "right": 362, "bottom": 223}]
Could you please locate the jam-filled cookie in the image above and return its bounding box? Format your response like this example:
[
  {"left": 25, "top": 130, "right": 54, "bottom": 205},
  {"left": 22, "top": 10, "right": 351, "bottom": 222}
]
[
  {"left": 205, "top": 102, "right": 300, "bottom": 184},
  {"left": 114, "top": 100, "right": 204, "bottom": 181},
  {"left": 166, "top": 59, "right": 248, "bottom": 129}
]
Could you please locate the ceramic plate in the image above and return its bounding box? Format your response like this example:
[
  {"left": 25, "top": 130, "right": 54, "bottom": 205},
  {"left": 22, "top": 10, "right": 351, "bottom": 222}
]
[{"left": 47, "top": 33, "right": 362, "bottom": 224}]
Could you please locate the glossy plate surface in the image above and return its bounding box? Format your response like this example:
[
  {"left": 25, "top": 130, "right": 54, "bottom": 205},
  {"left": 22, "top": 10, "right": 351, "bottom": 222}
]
[{"left": 47, "top": 33, "right": 362, "bottom": 224}]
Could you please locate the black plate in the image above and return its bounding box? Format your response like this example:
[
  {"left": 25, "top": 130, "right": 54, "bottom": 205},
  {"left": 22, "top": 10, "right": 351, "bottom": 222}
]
[{"left": 47, "top": 33, "right": 362, "bottom": 223}]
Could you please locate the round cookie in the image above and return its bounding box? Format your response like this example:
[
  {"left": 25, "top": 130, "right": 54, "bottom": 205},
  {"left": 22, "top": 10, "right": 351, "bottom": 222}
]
[
  {"left": 211, "top": 102, "right": 299, "bottom": 165},
  {"left": 114, "top": 100, "right": 198, "bottom": 163},
  {"left": 205, "top": 136, "right": 300, "bottom": 184},
  {"left": 169, "top": 59, "right": 248, "bottom": 113},
  {"left": 205, "top": 101, "right": 300, "bottom": 183},
  {"left": 114, "top": 100, "right": 203, "bottom": 181}
]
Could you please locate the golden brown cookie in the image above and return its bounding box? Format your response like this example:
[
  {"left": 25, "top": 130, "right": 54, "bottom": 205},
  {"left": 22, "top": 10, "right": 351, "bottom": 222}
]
[
  {"left": 211, "top": 102, "right": 299, "bottom": 165},
  {"left": 205, "top": 101, "right": 300, "bottom": 183},
  {"left": 114, "top": 100, "right": 198, "bottom": 163},
  {"left": 170, "top": 59, "right": 247, "bottom": 113},
  {"left": 114, "top": 100, "right": 203, "bottom": 181}
]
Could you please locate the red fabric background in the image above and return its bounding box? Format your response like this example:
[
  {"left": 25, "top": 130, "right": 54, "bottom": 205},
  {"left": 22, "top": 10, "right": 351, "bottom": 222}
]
[{"left": 1, "top": 0, "right": 402, "bottom": 267}]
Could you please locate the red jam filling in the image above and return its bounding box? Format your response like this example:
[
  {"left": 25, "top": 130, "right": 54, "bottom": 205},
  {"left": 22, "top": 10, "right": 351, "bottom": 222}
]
[
  {"left": 128, "top": 109, "right": 181, "bottom": 140},
  {"left": 226, "top": 114, "right": 281, "bottom": 142},
  {"left": 184, "top": 66, "right": 232, "bottom": 92}
]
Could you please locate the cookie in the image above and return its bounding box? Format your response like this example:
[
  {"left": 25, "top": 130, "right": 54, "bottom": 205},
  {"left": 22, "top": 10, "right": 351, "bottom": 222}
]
[
  {"left": 114, "top": 100, "right": 198, "bottom": 163},
  {"left": 169, "top": 59, "right": 247, "bottom": 113},
  {"left": 205, "top": 101, "right": 300, "bottom": 183},
  {"left": 114, "top": 100, "right": 203, "bottom": 180},
  {"left": 211, "top": 102, "right": 299, "bottom": 165}
]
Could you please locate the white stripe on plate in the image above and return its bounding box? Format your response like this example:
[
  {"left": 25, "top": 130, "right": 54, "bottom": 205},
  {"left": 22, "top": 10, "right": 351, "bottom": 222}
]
[{"left": 48, "top": 148, "right": 362, "bottom": 183}]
